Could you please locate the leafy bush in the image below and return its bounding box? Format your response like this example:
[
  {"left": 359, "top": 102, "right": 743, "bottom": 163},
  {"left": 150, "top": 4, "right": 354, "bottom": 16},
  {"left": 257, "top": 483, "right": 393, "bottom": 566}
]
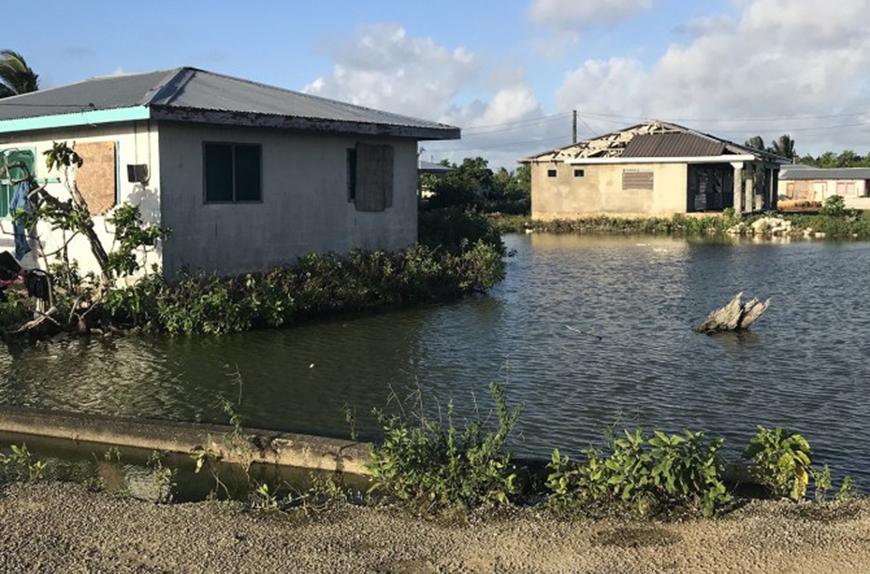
[
  {"left": 819, "top": 195, "right": 847, "bottom": 217},
  {"left": 743, "top": 426, "right": 812, "bottom": 501},
  {"left": 367, "top": 383, "right": 523, "bottom": 512},
  {"left": 0, "top": 444, "right": 47, "bottom": 482},
  {"left": 419, "top": 207, "right": 504, "bottom": 255},
  {"left": 102, "top": 243, "right": 504, "bottom": 335},
  {"left": 547, "top": 429, "right": 731, "bottom": 517}
]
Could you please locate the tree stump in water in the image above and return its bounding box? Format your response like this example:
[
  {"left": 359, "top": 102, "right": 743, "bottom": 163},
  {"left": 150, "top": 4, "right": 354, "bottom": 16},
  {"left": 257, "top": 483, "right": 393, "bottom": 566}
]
[{"left": 695, "top": 292, "right": 769, "bottom": 334}]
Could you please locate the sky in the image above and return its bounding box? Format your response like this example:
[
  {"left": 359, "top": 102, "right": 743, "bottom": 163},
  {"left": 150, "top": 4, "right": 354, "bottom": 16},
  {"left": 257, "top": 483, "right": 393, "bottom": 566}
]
[{"left": 7, "top": 0, "right": 870, "bottom": 168}]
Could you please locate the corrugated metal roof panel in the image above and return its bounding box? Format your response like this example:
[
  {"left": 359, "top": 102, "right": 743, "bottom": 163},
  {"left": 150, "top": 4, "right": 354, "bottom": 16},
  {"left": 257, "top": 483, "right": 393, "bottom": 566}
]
[
  {"left": 0, "top": 67, "right": 459, "bottom": 139},
  {"left": 780, "top": 167, "right": 870, "bottom": 180},
  {"left": 622, "top": 132, "right": 726, "bottom": 158},
  {"left": 0, "top": 70, "right": 174, "bottom": 120}
]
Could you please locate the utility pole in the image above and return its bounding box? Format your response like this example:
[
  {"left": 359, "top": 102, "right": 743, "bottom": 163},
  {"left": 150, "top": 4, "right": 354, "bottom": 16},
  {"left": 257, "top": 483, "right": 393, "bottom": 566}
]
[{"left": 572, "top": 110, "right": 578, "bottom": 144}]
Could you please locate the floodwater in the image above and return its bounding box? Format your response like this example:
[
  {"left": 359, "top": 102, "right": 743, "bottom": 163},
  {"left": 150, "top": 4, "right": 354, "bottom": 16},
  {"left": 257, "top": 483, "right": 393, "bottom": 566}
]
[{"left": 2, "top": 234, "right": 869, "bottom": 484}]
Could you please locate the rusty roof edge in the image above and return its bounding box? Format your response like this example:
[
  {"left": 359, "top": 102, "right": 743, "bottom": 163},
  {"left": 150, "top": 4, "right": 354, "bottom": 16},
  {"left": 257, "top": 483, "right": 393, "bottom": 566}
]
[{"left": 149, "top": 105, "right": 461, "bottom": 140}]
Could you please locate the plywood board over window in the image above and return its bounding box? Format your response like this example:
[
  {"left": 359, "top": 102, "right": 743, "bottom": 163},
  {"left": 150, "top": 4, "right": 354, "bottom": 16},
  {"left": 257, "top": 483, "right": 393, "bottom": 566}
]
[
  {"left": 355, "top": 143, "right": 394, "bottom": 212},
  {"left": 75, "top": 141, "right": 117, "bottom": 216}
]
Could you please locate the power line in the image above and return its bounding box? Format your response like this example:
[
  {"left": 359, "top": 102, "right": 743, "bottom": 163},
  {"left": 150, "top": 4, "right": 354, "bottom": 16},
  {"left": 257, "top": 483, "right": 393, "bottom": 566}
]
[
  {"left": 426, "top": 134, "right": 570, "bottom": 154},
  {"left": 461, "top": 112, "right": 571, "bottom": 133},
  {"left": 579, "top": 109, "right": 870, "bottom": 124}
]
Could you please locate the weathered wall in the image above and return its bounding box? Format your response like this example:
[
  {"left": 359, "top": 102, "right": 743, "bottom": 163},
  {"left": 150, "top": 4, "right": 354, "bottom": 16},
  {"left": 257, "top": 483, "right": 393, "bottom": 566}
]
[
  {"left": 0, "top": 122, "right": 161, "bottom": 276},
  {"left": 778, "top": 178, "right": 868, "bottom": 202},
  {"left": 157, "top": 123, "right": 418, "bottom": 277},
  {"left": 530, "top": 162, "right": 688, "bottom": 220}
]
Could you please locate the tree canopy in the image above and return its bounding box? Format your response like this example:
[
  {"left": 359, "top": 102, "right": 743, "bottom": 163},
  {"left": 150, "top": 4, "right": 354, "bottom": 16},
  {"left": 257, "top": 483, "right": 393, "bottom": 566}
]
[
  {"left": 424, "top": 157, "right": 530, "bottom": 214},
  {"left": 0, "top": 50, "right": 39, "bottom": 98}
]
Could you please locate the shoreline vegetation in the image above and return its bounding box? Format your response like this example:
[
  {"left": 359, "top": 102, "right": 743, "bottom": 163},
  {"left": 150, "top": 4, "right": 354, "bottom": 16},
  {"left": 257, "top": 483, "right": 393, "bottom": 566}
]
[
  {"left": 488, "top": 198, "right": 870, "bottom": 240},
  {"left": 0, "top": 384, "right": 859, "bottom": 521},
  {"left": 0, "top": 207, "right": 506, "bottom": 339}
]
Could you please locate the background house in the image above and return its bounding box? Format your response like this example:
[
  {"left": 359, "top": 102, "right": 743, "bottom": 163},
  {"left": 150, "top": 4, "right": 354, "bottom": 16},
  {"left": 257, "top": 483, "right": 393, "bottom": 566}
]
[
  {"left": 778, "top": 165, "right": 870, "bottom": 210},
  {"left": 0, "top": 67, "right": 459, "bottom": 277},
  {"left": 522, "top": 121, "right": 787, "bottom": 220}
]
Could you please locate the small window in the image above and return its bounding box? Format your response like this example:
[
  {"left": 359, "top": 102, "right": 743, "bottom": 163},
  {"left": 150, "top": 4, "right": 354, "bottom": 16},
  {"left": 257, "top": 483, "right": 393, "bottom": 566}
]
[
  {"left": 204, "top": 143, "right": 262, "bottom": 203},
  {"left": 622, "top": 169, "right": 654, "bottom": 191},
  {"left": 574, "top": 169, "right": 585, "bottom": 178},
  {"left": 547, "top": 169, "right": 557, "bottom": 178},
  {"left": 347, "top": 148, "right": 357, "bottom": 202}
]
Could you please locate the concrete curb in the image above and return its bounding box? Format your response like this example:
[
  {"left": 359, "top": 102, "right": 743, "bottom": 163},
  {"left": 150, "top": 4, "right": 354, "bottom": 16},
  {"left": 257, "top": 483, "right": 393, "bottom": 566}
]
[{"left": 0, "top": 406, "right": 372, "bottom": 476}]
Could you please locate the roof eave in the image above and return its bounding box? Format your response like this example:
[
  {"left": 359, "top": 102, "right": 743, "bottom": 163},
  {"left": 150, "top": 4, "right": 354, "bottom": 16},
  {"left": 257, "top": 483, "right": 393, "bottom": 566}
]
[
  {"left": 0, "top": 106, "right": 150, "bottom": 135},
  {"left": 150, "top": 106, "right": 460, "bottom": 140}
]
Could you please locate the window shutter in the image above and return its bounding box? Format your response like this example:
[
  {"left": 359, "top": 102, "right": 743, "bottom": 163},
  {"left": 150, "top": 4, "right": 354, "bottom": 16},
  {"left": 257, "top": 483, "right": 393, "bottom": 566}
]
[
  {"left": 622, "top": 170, "right": 654, "bottom": 191},
  {"left": 354, "top": 143, "right": 394, "bottom": 212}
]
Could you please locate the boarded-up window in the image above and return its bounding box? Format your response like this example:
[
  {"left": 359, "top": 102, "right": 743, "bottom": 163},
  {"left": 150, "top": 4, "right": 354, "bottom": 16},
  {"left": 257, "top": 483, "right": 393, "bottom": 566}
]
[
  {"left": 354, "top": 143, "right": 394, "bottom": 212},
  {"left": 622, "top": 170, "right": 654, "bottom": 191},
  {"left": 75, "top": 142, "right": 117, "bottom": 216}
]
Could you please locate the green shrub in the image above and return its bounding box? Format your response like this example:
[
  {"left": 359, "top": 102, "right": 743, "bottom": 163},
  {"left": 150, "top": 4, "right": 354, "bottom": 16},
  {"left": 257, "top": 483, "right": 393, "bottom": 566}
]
[
  {"left": 0, "top": 444, "right": 47, "bottom": 482},
  {"left": 367, "top": 382, "right": 523, "bottom": 512},
  {"left": 547, "top": 429, "right": 730, "bottom": 517},
  {"left": 419, "top": 206, "right": 504, "bottom": 255},
  {"left": 101, "top": 242, "right": 504, "bottom": 336},
  {"left": 819, "top": 195, "right": 846, "bottom": 217},
  {"left": 743, "top": 426, "right": 812, "bottom": 501}
]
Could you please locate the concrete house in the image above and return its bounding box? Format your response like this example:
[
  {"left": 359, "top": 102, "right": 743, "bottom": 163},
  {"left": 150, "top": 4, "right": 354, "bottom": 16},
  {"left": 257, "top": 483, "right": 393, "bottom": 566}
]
[
  {"left": 0, "top": 67, "right": 459, "bottom": 277},
  {"left": 778, "top": 165, "right": 870, "bottom": 210},
  {"left": 523, "top": 121, "right": 787, "bottom": 220}
]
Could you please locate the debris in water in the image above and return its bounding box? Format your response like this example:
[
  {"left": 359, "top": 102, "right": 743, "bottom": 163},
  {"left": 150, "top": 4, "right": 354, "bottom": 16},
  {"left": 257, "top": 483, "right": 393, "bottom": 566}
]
[{"left": 695, "top": 292, "right": 769, "bottom": 334}]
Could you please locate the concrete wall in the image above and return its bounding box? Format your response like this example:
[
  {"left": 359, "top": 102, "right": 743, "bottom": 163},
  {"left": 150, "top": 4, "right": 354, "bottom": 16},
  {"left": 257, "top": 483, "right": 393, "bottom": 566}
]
[
  {"left": 778, "top": 178, "right": 868, "bottom": 202},
  {"left": 0, "top": 122, "right": 161, "bottom": 276},
  {"left": 530, "top": 161, "right": 688, "bottom": 220},
  {"left": 157, "top": 122, "right": 419, "bottom": 277}
]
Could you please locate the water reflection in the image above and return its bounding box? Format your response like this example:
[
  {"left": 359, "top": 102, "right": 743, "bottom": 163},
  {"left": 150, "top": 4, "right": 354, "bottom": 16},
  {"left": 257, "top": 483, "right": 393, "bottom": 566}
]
[{"left": 1, "top": 234, "right": 870, "bottom": 485}]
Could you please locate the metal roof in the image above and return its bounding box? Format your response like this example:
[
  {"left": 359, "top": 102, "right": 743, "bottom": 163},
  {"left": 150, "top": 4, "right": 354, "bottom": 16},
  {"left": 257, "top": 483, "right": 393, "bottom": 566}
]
[
  {"left": 622, "top": 132, "right": 726, "bottom": 158},
  {"left": 522, "top": 120, "right": 787, "bottom": 164},
  {"left": 418, "top": 160, "right": 451, "bottom": 173},
  {"left": 0, "top": 67, "right": 459, "bottom": 140},
  {"left": 780, "top": 165, "right": 870, "bottom": 180}
]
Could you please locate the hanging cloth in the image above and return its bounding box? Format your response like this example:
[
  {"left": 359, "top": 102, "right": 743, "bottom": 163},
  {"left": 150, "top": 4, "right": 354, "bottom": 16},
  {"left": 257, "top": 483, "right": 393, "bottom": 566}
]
[{"left": 9, "top": 180, "right": 32, "bottom": 260}]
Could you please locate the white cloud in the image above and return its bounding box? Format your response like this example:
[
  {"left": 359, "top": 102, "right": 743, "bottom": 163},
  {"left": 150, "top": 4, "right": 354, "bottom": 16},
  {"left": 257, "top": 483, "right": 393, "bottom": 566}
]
[
  {"left": 555, "top": 0, "right": 870, "bottom": 154},
  {"left": 305, "top": 24, "right": 545, "bottom": 168},
  {"left": 304, "top": 24, "right": 478, "bottom": 123},
  {"left": 528, "top": 0, "right": 652, "bottom": 30}
]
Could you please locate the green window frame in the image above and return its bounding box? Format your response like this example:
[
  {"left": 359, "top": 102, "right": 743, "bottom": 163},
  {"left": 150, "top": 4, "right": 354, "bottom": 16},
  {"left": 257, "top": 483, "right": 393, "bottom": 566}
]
[
  {"left": 0, "top": 149, "right": 36, "bottom": 218},
  {"left": 203, "top": 142, "right": 262, "bottom": 204}
]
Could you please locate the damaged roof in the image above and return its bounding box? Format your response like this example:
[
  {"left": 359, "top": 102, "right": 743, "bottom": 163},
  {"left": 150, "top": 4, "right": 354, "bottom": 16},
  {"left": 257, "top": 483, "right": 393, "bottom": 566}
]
[
  {"left": 0, "top": 67, "right": 460, "bottom": 140},
  {"left": 522, "top": 121, "right": 785, "bottom": 163}
]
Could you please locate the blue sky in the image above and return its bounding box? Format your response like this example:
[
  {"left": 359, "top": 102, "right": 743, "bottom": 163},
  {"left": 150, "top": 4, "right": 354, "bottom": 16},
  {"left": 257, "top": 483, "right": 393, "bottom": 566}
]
[{"left": 6, "top": 0, "right": 869, "bottom": 166}]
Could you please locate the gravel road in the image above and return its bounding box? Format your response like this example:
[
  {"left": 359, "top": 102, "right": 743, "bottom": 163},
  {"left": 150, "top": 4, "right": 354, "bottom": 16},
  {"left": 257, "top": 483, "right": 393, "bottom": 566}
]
[{"left": 1, "top": 482, "right": 868, "bottom": 573}]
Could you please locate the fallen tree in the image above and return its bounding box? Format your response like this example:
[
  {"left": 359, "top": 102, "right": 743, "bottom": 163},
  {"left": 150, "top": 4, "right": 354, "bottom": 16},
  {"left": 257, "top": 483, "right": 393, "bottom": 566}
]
[{"left": 695, "top": 292, "right": 769, "bottom": 334}]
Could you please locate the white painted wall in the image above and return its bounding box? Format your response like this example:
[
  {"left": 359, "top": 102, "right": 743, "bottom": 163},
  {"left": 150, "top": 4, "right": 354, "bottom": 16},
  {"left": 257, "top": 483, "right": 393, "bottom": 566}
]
[
  {"left": 157, "top": 122, "right": 419, "bottom": 278},
  {"left": 0, "top": 122, "right": 161, "bottom": 277}
]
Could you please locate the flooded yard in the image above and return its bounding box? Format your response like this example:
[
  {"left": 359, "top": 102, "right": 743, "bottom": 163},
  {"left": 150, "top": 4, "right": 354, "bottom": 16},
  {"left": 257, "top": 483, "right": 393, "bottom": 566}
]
[{"left": 2, "top": 233, "right": 869, "bottom": 483}]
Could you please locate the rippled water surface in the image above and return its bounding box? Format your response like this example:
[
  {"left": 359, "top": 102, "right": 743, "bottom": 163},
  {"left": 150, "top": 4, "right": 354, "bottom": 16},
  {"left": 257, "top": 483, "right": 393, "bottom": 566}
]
[{"left": 2, "top": 234, "right": 869, "bottom": 482}]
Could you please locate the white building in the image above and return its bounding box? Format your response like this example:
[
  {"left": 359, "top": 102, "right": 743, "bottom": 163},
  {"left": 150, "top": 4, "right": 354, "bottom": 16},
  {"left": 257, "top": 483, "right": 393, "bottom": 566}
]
[
  {"left": 778, "top": 164, "right": 870, "bottom": 210},
  {"left": 0, "top": 68, "right": 459, "bottom": 278}
]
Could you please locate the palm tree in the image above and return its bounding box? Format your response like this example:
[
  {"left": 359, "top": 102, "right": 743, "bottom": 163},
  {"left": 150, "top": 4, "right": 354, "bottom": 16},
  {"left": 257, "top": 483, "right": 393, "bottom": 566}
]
[
  {"left": 770, "top": 134, "right": 796, "bottom": 160},
  {"left": 0, "top": 50, "right": 39, "bottom": 99},
  {"left": 744, "top": 136, "right": 765, "bottom": 151}
]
